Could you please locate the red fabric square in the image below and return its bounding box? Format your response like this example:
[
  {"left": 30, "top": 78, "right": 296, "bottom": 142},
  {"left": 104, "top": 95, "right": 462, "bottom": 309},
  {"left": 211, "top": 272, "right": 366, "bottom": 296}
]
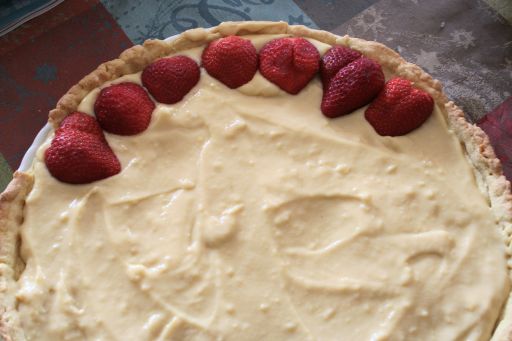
[
  {"left": 0, "top": 0, "right": 132, "bottom": 169},
  {"left": 478, "top": 96, "right": 512, "bottom": 182}
]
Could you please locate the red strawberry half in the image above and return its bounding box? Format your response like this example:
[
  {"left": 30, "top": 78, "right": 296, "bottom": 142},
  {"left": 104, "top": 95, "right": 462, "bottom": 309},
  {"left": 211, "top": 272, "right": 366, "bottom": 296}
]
[
  {"left": 364, "top": 78, "right": 434, "bottom": 136},
  {"left": 202, "top": 36, "right": 258, "bottom": 88},
  {"left": 94, "top": 82, "right": 155, "bottom": 135},
  {"left": 142, "top": 56, "right": 200, "bottom": 104},
  {"left": 320, "top": 46, "right": 361, "bottom": 88},
  {"left": 259, "top": 37, "right": 320, "bottom": 94},
  {"left": 321, "top": 57, "right": 384, "bottom": 118},
  {"left": 45, "top": 112, "right": 121, "bottom": 184},
  {"left": 59, "top": 111, "right": 104, "bottom": 137}
]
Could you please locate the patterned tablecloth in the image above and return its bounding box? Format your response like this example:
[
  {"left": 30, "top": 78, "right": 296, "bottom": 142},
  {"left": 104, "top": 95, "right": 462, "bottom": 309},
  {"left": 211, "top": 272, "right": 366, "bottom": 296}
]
[{"left": 0, "top": 0, "right": 511, "bottom": 191}]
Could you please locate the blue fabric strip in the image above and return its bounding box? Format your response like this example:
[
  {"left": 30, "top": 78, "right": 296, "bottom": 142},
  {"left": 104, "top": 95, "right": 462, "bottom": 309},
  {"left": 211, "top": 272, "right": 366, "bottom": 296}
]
[
  {"left": 0, "top": 0, "right": 63, "bottom": 36},
  {"left": 100, "top": 0, "right": 318, "bottom": 44}
]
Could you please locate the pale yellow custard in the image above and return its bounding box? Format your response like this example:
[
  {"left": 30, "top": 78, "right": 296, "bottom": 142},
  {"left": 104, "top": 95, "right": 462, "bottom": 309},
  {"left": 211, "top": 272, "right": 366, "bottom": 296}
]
[{"left": 16, "top": 35, "right": 509, "bottom": 340}]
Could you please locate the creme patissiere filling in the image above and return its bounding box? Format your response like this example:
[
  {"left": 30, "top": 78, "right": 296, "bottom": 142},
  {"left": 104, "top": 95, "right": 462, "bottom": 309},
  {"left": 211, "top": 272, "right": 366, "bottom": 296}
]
[{"left": 15, "top": 34, "right": 510, "bottom": 340}]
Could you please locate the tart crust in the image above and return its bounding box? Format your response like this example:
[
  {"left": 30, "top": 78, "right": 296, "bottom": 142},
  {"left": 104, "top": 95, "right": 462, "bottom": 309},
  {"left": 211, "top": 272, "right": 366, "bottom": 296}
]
[{"left": 1, "top": 21, "right": 511, "bottom": 340}]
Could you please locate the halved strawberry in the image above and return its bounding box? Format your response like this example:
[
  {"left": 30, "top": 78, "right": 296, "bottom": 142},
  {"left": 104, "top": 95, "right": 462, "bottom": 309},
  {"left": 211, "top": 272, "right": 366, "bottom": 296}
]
[
  {"left": 259, "top": 37, "right": 320, "bottom": 94},
  {"left": 45, "top": 112, "right": 120, "bottom": 184},
  {"left": 320, "top": 46, "right": 361, "bottom": 88},
  {"left": 141, "top": 56, "right": 200, "bottom": 104},
  {"left": 59, "top": 111, "right": 104, "bottom": 138},
  {"left": 321, "top": 57, "right": 384, "bottom": 118},
  {"left": 364, "top": 78, "right": 434, "bottom": 136},
  {"left": 202, "top": 36, "right": 258, "bottom": 88},
  {"left": 94, "top": 82, "right": 155, "bottom": 135}
]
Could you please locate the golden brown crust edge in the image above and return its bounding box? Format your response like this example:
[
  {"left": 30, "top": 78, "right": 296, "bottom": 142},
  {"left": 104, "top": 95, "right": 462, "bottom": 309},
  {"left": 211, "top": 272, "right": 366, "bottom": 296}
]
[
  {"left": 0, "top": 173, "right": 33, "bottom": 341},
  {"left": 2, "top": 21, "right": 512, "bottom": 340}
]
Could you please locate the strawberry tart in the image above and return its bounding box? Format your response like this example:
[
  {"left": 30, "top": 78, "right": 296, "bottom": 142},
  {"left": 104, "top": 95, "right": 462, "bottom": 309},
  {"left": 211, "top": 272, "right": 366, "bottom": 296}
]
[{"left": 1, "top": 21, "right": 512, "bottom": 341}]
